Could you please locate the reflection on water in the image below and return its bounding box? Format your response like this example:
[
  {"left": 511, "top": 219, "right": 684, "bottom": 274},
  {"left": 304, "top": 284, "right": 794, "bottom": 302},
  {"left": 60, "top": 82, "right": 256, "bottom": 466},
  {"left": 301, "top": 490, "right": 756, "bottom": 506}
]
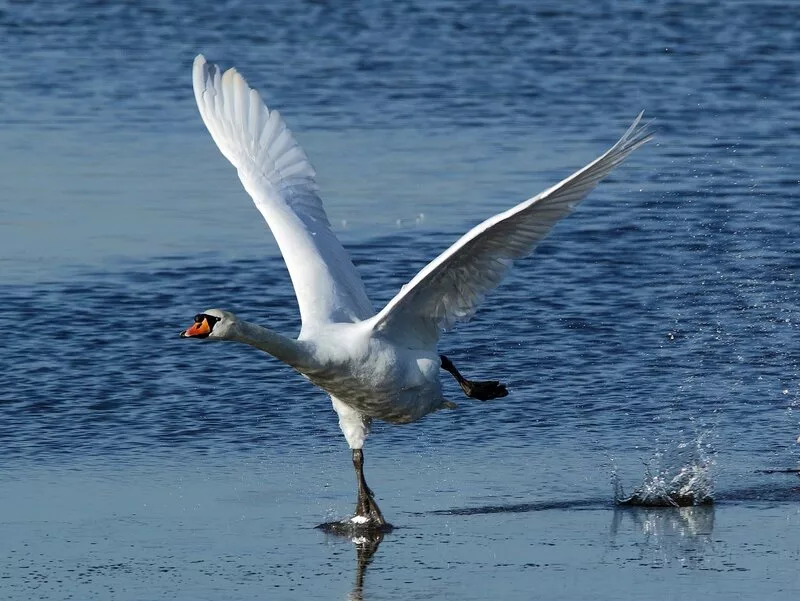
[
  {"left": 319, "top": 529, "right": 386, "bottom": 601},
  {"left": 610, "top": 505, "right": 716, "bottom": 570},
  {"left": 349, "top": 532, "right": 385, "bottom": 601}
]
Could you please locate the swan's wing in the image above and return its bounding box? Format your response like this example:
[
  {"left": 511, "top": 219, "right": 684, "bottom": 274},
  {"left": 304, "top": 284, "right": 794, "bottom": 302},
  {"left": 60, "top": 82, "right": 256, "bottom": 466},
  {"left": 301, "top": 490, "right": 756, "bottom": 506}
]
[
  {"left": 370, "top": 114, "right": 652, "bottom": 348},
  {"left": 192, "top": 55, "right": 373, "bottom": 327}
]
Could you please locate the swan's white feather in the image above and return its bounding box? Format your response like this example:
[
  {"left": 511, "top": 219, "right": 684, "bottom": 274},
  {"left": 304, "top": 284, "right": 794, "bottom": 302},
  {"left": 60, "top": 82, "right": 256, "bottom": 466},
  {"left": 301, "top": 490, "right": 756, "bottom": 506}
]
[
  {"left": 331, "top": 395, "right": 371, "bottom": 449},
  {"left": 192, "top": 55, "right": 373, "bottom": 329},
  {"left": 369, "top": 114, "right": 652, "bottom": 349}
]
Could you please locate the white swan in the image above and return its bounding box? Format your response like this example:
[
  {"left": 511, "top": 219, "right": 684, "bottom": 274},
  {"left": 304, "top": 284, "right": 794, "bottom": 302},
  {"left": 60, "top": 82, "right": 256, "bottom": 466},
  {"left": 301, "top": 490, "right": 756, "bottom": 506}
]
[{"left": 181, "top": 55, "right": 652, "bottom": 529}]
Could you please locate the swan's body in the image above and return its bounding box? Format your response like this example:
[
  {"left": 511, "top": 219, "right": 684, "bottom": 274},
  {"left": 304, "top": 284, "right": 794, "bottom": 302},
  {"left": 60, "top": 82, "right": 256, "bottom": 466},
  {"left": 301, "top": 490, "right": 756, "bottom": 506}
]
[
  {"left": 301, "top": 323, "right": 445, "bottom": 425},
  {"left": 182, "top": 55, "right": 652, "bottom": 529}
]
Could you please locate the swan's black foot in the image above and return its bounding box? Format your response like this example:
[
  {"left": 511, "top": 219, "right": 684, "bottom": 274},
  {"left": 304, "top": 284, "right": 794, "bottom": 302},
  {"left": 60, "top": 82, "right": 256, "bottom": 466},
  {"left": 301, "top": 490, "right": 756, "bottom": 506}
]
[
  {"left": 355, "top": 484, "right": 387, "bottom": 530},
  {"left": 317, "top": 486, "right": 392, "bottom": 536},
  {"left": 338, "top": 448, "right": 393, "bottom": 534},
  {"left": 317, "top": 516, "right": 394, "bottom": 536},
  {"left": 440, "top": 354, "right": 509, "bottom": 401},
  {"left": 317, "top": 449, "right": 394, "bottom": 536},
  {"left": 458, "top": 379, "right": 508, "bottom": 401}
]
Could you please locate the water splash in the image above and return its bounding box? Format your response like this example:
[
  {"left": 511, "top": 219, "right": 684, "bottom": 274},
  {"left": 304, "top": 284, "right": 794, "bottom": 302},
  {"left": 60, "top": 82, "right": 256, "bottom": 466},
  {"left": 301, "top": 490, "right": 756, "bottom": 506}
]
[{"left": 612, "top": 434, "right": 715, "bottom": 507}]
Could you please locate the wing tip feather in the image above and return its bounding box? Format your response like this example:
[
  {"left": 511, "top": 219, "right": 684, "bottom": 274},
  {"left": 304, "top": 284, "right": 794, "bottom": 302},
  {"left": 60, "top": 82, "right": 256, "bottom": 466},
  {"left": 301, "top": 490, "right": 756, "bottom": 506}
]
[
  {"left": 371, "top": 111, "right": 655, "bottom": 343},
  {"left": 618, "top": 110, "right": 655, "bottom": 153},
  {"left": 190, "top": 55, "right": 318, "bottom": 188}
]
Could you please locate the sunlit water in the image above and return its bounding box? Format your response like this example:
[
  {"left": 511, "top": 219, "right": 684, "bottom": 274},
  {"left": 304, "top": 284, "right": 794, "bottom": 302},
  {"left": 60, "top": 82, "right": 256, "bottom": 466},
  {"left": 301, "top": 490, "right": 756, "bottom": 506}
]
[{"left": 2, "top": 1, "right": 800, "bottom": 599}]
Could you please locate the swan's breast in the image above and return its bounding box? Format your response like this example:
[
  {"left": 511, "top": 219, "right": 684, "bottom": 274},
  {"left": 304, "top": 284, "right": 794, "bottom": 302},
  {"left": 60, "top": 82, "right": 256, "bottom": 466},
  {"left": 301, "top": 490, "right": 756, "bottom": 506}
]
[{"left": 300, "top": 328, "right": 444, "bottom": 423}]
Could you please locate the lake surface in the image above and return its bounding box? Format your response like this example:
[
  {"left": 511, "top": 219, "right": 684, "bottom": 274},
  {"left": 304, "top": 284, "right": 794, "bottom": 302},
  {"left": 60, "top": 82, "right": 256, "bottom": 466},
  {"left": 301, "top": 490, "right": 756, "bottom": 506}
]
[{"left": 2, "top": 0, "right": 800, "bottom": 599}]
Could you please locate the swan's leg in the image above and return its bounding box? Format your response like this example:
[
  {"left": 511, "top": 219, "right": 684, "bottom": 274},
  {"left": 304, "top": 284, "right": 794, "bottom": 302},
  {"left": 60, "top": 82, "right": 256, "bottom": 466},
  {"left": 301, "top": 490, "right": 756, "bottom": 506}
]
[
  {"left": 440, "top": 355, "right": 509, "bottom": 401},
  {"left": 353, "top": 449, "right": 386, "bottom": 526}
]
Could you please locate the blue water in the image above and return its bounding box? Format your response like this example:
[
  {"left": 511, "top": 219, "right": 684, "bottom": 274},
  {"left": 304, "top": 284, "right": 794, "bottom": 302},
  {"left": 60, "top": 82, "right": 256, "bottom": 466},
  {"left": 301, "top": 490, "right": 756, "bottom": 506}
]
[{"left": 2, "top": 1, "right": 800, "bottom": 599}]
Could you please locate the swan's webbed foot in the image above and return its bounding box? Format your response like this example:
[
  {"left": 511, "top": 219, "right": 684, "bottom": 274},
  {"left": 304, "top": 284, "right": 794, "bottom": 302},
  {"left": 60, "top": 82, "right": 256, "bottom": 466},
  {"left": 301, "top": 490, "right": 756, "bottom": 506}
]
[
  {"left": 318, "top": 449, "right": 393, "bottom": 535},
  {"left": 354, "top": 484, "right": 386, "bottom": 529},
  {"left": 351, "top": 449, "right": 392, "bottom": 533},
  {"left": 458, "top": 379, "right": 508, "bottom": 401},
  {"left": 440, "top": 354, "right": 509, "bottom": 401}
]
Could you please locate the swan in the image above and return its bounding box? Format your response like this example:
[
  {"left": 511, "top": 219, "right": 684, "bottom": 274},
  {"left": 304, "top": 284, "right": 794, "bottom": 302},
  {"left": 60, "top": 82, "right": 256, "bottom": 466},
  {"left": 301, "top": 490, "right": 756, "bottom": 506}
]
[{"left": 181, "top": 55, "right": 652, "bottom": 530}]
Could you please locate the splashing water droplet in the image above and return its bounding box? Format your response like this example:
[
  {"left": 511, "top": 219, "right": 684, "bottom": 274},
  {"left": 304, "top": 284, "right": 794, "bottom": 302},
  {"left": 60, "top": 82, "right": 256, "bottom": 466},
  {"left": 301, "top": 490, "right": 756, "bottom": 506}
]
[{"left": 614, "top": 433, "right": 715, "bottom": 507}]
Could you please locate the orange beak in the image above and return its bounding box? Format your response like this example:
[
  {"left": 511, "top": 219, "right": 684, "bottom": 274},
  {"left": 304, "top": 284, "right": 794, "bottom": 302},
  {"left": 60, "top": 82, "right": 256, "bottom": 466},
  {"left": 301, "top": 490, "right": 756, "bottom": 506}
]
[{"left": 181, "top": 317, "right": 212, "bottom": 338}]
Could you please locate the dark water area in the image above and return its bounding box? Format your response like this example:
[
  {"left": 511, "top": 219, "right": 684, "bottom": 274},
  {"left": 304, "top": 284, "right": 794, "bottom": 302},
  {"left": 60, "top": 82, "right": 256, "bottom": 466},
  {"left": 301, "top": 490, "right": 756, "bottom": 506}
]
[
  {"left": 2, "top": 0, "right": 800, "bottom": 599},
  {"left": 3, "top": 0, "right": 800, "bottom": 137}
]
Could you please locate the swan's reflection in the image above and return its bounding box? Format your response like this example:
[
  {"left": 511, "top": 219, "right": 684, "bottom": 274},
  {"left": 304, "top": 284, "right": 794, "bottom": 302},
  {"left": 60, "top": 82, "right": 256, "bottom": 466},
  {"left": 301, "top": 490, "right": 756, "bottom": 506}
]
[
  {"left": 318, "top": 521, "right": 388, "bottom": 601},
  {"left": 610, "top": 505, "right": 715, "bottom": 569},
  {"left": 348, "top": 531, "right": 384, "bottom": 601}
]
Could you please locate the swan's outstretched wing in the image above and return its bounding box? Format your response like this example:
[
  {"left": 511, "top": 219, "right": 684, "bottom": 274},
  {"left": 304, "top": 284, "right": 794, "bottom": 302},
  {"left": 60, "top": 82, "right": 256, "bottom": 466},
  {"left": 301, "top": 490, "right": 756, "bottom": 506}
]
[
  {"left": 370, "top": 114, "right": 652, "bottom": 349},
  {"left": 192, "top": 55, "right": 373, "bottom": 328}
]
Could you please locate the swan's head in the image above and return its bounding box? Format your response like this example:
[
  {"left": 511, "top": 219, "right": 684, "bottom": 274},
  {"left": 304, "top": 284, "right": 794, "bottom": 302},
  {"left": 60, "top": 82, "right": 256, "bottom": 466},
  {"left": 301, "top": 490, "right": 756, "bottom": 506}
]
[{"left": 180, "top": 309, "right": 236, "bottom": 341}]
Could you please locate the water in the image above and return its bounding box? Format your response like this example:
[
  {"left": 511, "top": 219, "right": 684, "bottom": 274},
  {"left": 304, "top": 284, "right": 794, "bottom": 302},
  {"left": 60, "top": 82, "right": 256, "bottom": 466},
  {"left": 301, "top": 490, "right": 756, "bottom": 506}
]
[{"left": 2, "top": 0, "right": 800, "bottom": 598}]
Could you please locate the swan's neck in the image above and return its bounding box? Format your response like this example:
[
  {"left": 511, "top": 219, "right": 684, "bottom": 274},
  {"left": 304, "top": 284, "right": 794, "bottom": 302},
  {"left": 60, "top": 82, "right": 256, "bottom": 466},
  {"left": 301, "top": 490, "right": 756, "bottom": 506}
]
[{"left": 229, "top": 319, "right": 310, "bottom": 369}]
